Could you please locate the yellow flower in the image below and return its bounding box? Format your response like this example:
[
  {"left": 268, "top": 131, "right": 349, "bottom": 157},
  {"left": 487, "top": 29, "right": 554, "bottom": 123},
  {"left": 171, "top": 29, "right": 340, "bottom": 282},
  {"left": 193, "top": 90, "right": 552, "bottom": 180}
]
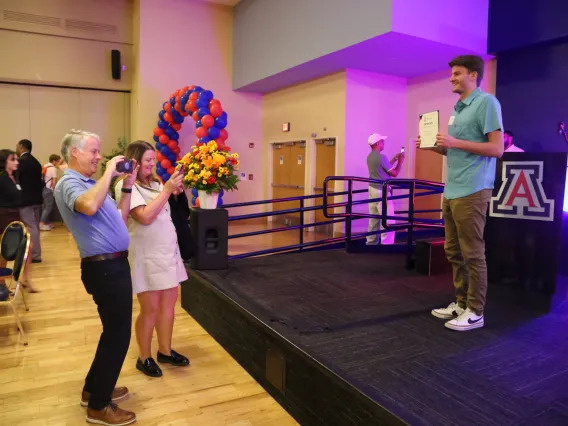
[
  {"left": 202, "top": 156, "right": 215, "bottom": 169},
  {"left": 218, "top": 173, "right": 223, "bottom": 178},
  {"left": 202, "top": 180, "right": 207, "bottom": 185},
  {"left": 232, "top": 153, "right": 239, "bottom": 159},
  {"left": 212, "top": 153, "right": 226, "bottom": 165}
]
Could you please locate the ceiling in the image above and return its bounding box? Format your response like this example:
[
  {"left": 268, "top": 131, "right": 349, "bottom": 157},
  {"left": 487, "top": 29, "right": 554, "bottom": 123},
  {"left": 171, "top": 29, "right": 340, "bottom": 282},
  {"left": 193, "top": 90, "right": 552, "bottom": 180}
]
[{"left": 191, "top": 0, "right": 242, "bottom": 6}]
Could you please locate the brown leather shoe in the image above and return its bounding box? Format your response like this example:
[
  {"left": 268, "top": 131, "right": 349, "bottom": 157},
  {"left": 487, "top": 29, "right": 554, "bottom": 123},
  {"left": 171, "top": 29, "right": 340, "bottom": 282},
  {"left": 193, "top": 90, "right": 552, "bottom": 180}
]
[
  {"left": 81, "top": 387, "right": 129, "bottom": 407},
  {"left": 86, "top": 403, "right": 136, "bottom": 425}
]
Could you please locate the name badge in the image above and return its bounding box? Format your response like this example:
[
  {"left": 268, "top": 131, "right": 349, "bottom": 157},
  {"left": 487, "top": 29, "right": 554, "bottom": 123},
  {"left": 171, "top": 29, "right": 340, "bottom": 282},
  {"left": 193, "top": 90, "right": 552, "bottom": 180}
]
[
  {"left": 448, "top": 116, "right": 455, "bottom": 126},
  {"left": 16, "top": 184, "right": 22, "bottom": 191}
]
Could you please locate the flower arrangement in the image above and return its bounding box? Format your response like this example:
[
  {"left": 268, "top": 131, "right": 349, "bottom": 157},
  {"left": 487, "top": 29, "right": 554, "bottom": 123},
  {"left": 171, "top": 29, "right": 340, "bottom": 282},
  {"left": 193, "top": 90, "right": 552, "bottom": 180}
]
[{"left": 180, "top": 140, "right": 240, "bottom": 194}]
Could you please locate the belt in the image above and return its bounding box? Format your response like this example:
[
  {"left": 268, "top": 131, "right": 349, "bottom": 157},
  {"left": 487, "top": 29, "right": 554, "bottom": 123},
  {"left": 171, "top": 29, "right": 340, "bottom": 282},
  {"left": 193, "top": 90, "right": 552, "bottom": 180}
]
[{"left": 81, "top": 250, "right": 128, "bottom": 263}]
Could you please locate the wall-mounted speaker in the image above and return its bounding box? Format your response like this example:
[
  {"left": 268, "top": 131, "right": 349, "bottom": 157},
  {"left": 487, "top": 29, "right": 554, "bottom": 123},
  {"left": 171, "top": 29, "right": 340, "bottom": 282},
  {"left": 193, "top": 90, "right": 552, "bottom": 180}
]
[{"left": 111, "top": 49, "right": 121, "bottom": 80}]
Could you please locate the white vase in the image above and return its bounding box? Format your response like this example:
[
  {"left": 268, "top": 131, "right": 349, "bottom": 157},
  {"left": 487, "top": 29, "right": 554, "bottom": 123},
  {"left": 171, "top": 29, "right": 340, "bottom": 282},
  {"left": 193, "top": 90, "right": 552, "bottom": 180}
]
[{"left": 198, "top": 190, "right": 219, "bottom": 209}]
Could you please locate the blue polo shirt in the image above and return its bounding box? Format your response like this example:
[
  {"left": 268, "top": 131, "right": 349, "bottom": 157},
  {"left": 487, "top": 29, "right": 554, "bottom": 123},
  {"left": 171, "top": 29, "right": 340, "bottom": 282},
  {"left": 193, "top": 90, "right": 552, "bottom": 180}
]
[
  {"left": 445, "top": 88, "right": 503, "bottom": 200},
  {"left": 54, "top": 168, "right": 130, "bottom": 258}
]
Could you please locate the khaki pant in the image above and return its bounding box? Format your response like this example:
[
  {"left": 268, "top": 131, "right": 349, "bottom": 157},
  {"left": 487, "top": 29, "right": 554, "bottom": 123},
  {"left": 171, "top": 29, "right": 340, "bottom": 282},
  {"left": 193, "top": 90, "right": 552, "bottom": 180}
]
[
  {"left": 442, "top": 189, "right": 492, "bottom": 315},
  {"left": 367, "top": 186, "right": 395, "bottom": 245}
]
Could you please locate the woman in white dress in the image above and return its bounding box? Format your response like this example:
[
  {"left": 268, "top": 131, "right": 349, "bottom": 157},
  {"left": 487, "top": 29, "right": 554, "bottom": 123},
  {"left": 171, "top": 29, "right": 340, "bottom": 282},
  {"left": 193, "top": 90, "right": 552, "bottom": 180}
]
[{"left": 115, "top": 141, "right": 189, "bottom": 377}]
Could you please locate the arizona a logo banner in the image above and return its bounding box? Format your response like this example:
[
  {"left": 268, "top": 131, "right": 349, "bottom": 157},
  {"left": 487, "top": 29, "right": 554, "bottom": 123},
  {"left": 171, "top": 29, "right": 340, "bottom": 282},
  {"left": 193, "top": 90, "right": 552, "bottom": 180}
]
[{"left": 490, "top": 161, "right": 554, "bottom": 221}]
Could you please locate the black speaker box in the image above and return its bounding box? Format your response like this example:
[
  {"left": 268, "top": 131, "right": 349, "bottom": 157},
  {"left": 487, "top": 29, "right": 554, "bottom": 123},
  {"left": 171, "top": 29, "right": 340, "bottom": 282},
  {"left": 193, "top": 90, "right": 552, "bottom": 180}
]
[
  {"left": 190, "top": 208, "right": 228, "bottom": 270},
  {"left": 415, "top": 238, "right": 451, "bottom": 276},
  {"left": 111, "top": 49, "right": 121, "bottom": 80}
]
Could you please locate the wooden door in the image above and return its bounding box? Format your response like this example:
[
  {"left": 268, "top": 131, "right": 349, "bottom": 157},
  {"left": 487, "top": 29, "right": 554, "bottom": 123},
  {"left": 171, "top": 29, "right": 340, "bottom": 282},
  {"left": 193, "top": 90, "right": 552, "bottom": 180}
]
[
  {"left": 414, "top": 145, "right": 443, "bottom": 220},
  {"left": 314, "top": 139, "right": 336, "bottom": 235},
  {"left": 271, "top": 142, "right": 305, "bottom": 225}
]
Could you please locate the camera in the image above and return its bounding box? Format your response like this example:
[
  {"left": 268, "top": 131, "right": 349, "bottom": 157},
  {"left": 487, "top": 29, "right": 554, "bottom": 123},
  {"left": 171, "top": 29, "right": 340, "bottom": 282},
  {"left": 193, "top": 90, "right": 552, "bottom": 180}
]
[{"left": 116, "top": 159, "right": 134, "bottom": 173}]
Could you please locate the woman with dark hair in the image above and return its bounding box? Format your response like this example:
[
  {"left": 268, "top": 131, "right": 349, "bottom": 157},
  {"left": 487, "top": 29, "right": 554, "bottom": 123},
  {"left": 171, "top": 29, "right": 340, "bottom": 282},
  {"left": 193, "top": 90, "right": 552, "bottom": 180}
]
[
  {"left": 0, "top": 149, "right": 36, "bottom": 292},
  {"left": 115, "top": 141, "right": 190, "bottom": 377}
]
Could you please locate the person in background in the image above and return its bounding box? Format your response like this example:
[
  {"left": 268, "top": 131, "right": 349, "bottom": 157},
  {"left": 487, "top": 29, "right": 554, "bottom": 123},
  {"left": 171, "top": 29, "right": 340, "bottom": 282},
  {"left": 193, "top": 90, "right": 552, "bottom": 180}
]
[
  {"left": 366, "top": 133, "right": 405, "bottom": 245},
  {"left": 168, "top": 190, "right": 195, "bottom": 264},
  {"left": 40, "top": 154, "right": 62, "bottom": 231},
  {"left": 504, "top": 130, "right": 524, "bottom": 152},
  {"left": 0, "top": 149, "right": 36, "bottom": 293},
  {"left": 54, "top": 130, "right": 138, "bottom": 426},
  {"left": 115, "top": 141, "right": 190, "bottom": 378},
  {"left": 16, "top": 139, "right": 44, "bottom": 263},
  {"left": 418, "top": 55, "right": 503, "bottom": 332}
]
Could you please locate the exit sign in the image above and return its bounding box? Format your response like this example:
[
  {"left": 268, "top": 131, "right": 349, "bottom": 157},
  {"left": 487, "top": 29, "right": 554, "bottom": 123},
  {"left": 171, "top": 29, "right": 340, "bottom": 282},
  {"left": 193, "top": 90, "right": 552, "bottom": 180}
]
[{"left": 282, "top": 122, "right": 290, "bottom": 132}]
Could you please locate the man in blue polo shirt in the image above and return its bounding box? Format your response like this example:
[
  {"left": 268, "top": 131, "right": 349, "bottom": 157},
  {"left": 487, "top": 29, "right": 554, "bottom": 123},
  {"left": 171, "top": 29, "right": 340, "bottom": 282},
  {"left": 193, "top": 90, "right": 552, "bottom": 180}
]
[
  {"left": 418, "top": 55, "right": 504, "bottom": 332},
  {"left": 55, "top": 129, "right": 138, "bottom": 425}
]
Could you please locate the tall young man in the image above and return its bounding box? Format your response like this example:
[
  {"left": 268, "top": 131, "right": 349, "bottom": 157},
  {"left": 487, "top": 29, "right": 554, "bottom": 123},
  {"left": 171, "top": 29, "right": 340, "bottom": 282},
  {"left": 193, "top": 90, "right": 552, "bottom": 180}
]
[{"left": 418, "top": 55, "right": 504, "bottom": 331}]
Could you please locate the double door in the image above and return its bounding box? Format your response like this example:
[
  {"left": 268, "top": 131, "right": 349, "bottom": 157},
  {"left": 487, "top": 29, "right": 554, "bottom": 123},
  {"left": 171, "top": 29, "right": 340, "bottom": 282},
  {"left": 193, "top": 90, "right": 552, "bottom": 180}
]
[
  {"left": 313, "top": 138, "right": 336, "bottom": 235},
  {"left": 271, "top": 141, "right": 306, "bottom": 225}
]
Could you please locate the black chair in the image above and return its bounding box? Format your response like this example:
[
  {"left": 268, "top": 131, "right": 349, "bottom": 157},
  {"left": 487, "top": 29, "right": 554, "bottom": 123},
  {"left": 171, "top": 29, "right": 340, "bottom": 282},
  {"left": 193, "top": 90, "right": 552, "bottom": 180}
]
[{"left": 0, "top": 221, "right": 31, "bottom": 345}]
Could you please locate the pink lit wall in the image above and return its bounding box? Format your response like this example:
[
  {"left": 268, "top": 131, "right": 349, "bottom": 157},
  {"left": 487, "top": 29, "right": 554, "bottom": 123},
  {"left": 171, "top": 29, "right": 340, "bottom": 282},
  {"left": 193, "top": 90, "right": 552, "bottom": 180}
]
[
  {"left": 392, "top": 0, "right": 489, "bottom": 54},
  {"left": 344, "top": 69, "right": 408, "bottom": 233},
  {"left": 132, "top": 0, "right": 263, "bottom": 212}
]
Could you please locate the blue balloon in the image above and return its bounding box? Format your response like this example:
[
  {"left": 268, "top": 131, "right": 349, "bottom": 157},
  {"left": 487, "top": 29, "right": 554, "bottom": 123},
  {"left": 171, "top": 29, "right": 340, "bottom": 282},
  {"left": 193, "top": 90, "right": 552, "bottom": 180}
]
[
  {"left": 162, "top": 173, "right": 170, "bottom": 182},
  {"left": 191, "top": 188, "right": 198, "bottom": 197},
  {"left": 165, "top": 127, "right": 176, "bottom": 138},
  {"left": 208, "top": 127, "right": 220, "bottom": 140},
  {"left": 180, "top": 98, "right": 188, "bottom": 110},
  {"left": 200, "top": 90, "right": 214, "bottom": 100},
  {"left": 193, "top": 86, "right": 203, "bottom": 92},
  {"left": 158, "top": 120, "right": 168, "bottom": 129},
  {"left": 153, "top": 135, "right": 160, "bottom": 144},
  {"left": 191, "top": 196, "right": 197, "bottom": 205},
  {"left": 159, "top": 110, "right": 165, "bottom": 120},
  {"left": 155, "top": 141, "right": 163, "bottom": 150},
  {"left": 196, "top": 97, "right": 209, "bottom": 108},
  {"left": 170, "top": 132, "right": 179, "bottom": 141},
  {"left": 198, "top": 107, "right": 210, "bottom": 119},
  {"left": 214, "top": 117, "right": 227, "bottom": 129},
  {"left": 156, "top": 165, "right": 164, "bottom": 175},
  {"left": 168, "top": 153, "right": 177, "bottom": 163},
  {"left": 199, "top": 136, "right": 211, "bottom": 144},
  {"left": 170, "top": 96, "right": 176, "bottom": 105},
  {"left": 217, "top": 198, "right": 223, "bottom": 207},
  {"left": 172, "top": 112, "right": 184, "bottom": 124},
  {"left": 220, "top": 111, "right": 228, "bottom": 121},
  {"left": 196, "top": 120, "right": 202, "bottom": 128},
  {"left": 161, "top": 146, "right": 172, "bottom": 156},
  {"left": 219, "top": 189, "right": 224, "bottom": 197},
  {"left": 181, "top": 93, "right": 190, "bottom": 104}
]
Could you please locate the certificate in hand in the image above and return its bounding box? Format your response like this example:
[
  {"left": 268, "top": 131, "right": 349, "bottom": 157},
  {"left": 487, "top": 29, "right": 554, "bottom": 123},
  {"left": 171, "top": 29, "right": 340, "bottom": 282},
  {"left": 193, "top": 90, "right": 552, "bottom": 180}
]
[{"left": 419, "top": 111, "right": 439, "bottom": 149}]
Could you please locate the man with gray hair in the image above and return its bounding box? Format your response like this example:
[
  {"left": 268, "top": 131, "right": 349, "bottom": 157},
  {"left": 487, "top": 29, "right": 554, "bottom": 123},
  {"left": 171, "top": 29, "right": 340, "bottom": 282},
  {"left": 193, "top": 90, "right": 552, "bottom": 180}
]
[{"left": 55, "top": 130, "right": 138, "bottom": 425}]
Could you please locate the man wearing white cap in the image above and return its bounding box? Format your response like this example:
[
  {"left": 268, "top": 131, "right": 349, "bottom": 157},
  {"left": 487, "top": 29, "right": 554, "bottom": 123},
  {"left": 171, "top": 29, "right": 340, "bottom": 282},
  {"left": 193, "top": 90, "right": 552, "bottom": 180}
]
[{"left": 366, "top": 133, "right": 405, "bottom": 245}]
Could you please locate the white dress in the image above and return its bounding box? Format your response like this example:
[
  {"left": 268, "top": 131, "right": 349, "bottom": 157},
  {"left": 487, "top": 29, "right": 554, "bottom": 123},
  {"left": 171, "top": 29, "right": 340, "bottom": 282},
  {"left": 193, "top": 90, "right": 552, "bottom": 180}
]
[{"left": 115, "top": 179, "right": 188, "bottom": 294}]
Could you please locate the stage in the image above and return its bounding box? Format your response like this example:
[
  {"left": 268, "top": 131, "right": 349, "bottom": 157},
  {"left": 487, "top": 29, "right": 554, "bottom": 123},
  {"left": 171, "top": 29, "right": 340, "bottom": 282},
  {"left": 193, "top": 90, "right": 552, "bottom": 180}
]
[{"left": 181, "top": 250, "right": 568, "bottom": 426}]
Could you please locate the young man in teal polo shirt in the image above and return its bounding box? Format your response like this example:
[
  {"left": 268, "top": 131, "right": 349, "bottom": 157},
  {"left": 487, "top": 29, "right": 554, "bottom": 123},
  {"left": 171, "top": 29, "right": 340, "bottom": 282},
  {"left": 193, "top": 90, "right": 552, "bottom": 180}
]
[{"left": 418, "top": 55, "right": 504, "bottom": 331}]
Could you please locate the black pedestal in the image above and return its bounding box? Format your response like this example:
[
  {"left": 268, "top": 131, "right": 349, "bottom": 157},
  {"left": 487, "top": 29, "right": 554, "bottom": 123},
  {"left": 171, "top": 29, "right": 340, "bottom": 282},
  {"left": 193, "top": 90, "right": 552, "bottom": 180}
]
[
  {"left": 415, "top": 238, "right": 451, "bottom": 276},
  {"left": 190, "top": 208, "right": 228, "bottom": 270}
]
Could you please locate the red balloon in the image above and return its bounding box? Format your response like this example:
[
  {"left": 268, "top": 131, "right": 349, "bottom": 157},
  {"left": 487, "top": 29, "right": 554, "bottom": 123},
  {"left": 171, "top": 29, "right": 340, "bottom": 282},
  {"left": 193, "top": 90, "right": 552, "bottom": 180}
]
[
  {"left": 219, "top": 129, "right": 228, "bottom": 141},
  {"left": 164, "top": 103, "right": 172, "bottom": 112},
  {"left": 189, "top": 85, "right": 196, "bottom": 90},
  {"left": 172, "top": 146, "right": 181, "bottom": 154},
  {"left": 189, "top": 92, "right": 199, "bottom": 101},
  {"left": 175, "top": 95, "right": 181, "bottom": 104},
  {"left": 175, "top": 103, "right": 182, "bottom": 113},
  {"left": 192, "top": 110, "right": 200, "bottom": 121},
  {"left": 196, "top": 127, "right": 208, "bottom": 138},
  {"left": 164, "top": 112, "right": 173, "bottom": 123},
  {"left": 201, "top": 115, "right": 215, "bottom": 128},
  {"left": 182, "top": 85, "right": 190, "bottom": 92},
  {"left": 167, "top": 140, "right": 178, "bottom": 150},
  {"left": 167, "top": 166, "right": 175, "bottom": 175},
  {"left": 171, "top": 123, "right": 182, "bottom": 131},
  {"left": 214, "top": 138, "right": 225, "bottom": 146},
  {"left": 156, "top": 151, "right": 164, "bottom": 162},
  {"left": 154, "top": 127, "right": 164, "bottom": 136},
  {"left": 161, "top": 159, "right": 171, "bottom": 169},
  {"left": 187, "top": 100, "right": 198, "bottom": 113},
  {"left": 159, "top": 134, "right": 169, "bottom": 144},
  {"left": 210, "top": 103, "right": 223, "bottom": 118}
]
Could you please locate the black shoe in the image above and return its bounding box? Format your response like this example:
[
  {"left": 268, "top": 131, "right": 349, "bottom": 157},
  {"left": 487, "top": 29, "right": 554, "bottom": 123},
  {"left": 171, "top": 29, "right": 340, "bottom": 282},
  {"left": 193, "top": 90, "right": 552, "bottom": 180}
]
[
  {"left": 157, "top": 349, "right": 190, "bottom": 366},
  {"left": 32, "top": 259, "right": 42, "bottom": 264},
  {"left": 136, "top": 357, "right": 163, "bottom": 377}
]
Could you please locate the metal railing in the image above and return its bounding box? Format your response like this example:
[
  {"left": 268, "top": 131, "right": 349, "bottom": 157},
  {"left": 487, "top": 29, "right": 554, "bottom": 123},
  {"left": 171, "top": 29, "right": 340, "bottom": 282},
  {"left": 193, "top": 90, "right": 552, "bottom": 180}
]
[
  {"left": 221, "top": 177, "right": 444, "bottom": 262},
  {"left": 323, "top": 177, "right": 445, "bottom": 267}
]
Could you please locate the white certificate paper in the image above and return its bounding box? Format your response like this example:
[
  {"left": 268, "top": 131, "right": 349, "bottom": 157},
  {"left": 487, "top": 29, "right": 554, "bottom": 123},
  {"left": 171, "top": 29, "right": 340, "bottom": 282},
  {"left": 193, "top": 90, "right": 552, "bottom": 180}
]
[{"left": 419, "top": 111, "right": 439, "bottom": 149}]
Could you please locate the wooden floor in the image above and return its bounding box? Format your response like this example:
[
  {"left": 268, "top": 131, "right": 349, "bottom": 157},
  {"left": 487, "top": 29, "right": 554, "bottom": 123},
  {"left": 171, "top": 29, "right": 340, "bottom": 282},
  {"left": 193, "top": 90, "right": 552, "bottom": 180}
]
[{"left": 0, "top": 224, "right": 302, "bottom": 426}]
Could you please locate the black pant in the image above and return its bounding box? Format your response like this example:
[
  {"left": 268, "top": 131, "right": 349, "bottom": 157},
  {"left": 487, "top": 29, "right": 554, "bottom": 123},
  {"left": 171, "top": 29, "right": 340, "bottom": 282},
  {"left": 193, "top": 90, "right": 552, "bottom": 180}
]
[{"left": 81, "top": 257, "right": 132, "bottom": 410}]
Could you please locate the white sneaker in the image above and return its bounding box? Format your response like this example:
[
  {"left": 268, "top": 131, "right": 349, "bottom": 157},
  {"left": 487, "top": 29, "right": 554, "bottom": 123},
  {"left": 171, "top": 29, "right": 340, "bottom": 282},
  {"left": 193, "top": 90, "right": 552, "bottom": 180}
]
[
  {"left": 445, "top": 308, "right": 484, "bottom": 331},
  {"left": 40, "top": 225, "right": 52, "bottom": 231},
  {"left": 431, "top": 302, "right": 464, "bottom": 320}
]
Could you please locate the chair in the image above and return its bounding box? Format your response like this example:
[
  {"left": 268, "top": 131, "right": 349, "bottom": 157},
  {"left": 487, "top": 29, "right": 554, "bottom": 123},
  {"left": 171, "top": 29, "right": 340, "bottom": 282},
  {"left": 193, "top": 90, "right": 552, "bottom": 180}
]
[{"left": 0, "top": 221, "right": 31, "bottom": 345}]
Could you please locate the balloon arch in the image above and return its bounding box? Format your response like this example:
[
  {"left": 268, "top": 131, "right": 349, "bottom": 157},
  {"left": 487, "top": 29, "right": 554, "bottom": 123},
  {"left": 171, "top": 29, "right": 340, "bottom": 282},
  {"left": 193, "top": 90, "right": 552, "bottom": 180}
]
[{"left": 152, "top": 85, "right": 228, "bottom": 207}]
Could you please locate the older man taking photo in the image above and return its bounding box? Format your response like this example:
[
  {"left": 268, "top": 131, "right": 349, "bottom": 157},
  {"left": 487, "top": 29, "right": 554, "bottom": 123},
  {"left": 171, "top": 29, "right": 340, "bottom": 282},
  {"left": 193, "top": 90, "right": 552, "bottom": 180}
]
[{"left": 55, "top": 129, "right": 139, "bottom": 426}]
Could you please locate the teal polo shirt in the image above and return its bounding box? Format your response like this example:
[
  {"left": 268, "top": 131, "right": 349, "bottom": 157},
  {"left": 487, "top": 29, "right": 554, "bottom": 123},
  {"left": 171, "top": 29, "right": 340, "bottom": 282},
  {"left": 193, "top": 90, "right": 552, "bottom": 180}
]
[{"left": 445, "top": 88, "right": 503, "bottom": 200}]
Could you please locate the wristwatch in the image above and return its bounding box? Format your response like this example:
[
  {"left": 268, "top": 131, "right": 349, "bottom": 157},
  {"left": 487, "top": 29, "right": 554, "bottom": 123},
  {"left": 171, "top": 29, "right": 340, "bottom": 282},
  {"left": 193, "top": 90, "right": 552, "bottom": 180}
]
[{"left": 121, "top": 187, "right": 132, "bottom": 193}]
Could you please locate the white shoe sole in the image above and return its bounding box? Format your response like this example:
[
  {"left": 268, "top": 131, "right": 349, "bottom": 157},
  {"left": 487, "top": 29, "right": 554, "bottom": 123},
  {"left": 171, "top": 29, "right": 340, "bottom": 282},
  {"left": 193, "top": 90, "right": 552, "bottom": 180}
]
[
  {"left": 85, "top": 416, "right": 136, "bottom": 426},
  {"left": 445, "top": 319, "right": 484, "bottom": 331},
  {"left": 431, "top": 310, "right": 460, "bottom": 320}
]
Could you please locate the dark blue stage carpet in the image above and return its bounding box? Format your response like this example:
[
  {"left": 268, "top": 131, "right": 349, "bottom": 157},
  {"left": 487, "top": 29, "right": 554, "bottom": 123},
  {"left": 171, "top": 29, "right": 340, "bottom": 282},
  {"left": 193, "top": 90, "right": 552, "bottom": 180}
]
[{"left": 197, "top": 250, "right": 568, "bottom": 425}]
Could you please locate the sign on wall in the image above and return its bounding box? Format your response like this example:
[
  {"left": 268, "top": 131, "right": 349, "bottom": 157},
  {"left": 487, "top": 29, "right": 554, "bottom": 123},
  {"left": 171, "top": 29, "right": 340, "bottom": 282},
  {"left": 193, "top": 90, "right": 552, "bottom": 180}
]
[{"left": 490, "top": 161, "right": 554, "bottom": 221}]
